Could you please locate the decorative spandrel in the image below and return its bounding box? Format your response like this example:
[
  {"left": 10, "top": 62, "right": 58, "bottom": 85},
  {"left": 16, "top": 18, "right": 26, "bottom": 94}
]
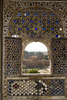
[{"left": 9, "top": 7, "right": 63, "bottom": 38}]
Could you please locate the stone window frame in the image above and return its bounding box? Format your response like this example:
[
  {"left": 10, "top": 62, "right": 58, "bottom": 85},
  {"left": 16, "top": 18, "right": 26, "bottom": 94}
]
[{"left": 21, "top": 38, "right": 52, "bottom": 76}]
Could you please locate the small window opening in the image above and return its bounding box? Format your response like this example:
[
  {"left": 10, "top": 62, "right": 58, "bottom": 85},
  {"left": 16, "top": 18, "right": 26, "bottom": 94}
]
[{"left": 22, "top": 42, "right": 51, "bottom": 74}]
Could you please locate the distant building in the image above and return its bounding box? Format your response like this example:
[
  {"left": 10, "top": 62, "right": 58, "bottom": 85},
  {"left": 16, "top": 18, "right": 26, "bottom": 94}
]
[{"left": 23, "top": 56, "right": 50, "bottom": 69}]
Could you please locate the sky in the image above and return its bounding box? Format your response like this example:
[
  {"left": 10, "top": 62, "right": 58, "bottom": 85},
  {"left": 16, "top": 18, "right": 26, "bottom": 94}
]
[{"left": 25, "top": 42, "right": 48, "bottom": 52}]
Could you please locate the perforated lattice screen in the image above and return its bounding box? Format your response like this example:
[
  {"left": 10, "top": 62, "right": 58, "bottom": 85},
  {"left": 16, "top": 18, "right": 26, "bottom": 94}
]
[
  {"left": 9, "top": 7, "right": 63, "bottom": 38},
  {"left": 52, "top": 38, "right": 67, "bottom": 76},
  {"left": 3, "top": 1, "right": 67, "bottom": 99},
  {"left": 4, "top": 37, "right": 22, "bottom": 77},
  {"left": 7, "top": 79, "right": 65, "bottom": 96}
]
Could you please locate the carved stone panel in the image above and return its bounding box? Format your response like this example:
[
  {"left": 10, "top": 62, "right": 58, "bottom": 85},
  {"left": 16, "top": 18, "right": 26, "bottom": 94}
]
[
  {"left": 52, "top": 38, "right": 67, "bottom": 76},
  {"left": 4, "top": 37, "right": 22, "bottom": 77}
]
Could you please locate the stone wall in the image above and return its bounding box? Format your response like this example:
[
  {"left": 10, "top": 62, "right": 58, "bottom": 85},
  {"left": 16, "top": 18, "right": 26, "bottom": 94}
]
[
  {"left": 1, "top": 0, "right": 67, "bottom": 100},
  {"left": 0, "top": 0, "right": 3, "bottom": 99}
]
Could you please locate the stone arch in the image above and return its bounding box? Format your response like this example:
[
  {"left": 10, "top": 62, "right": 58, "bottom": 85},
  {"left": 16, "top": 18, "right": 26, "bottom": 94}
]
[
  {"left": 22, "top": 39, "right": 50, "bottom": 58},
  {"left": 21, "top": 39, "right": 52, "bottom": 75}
]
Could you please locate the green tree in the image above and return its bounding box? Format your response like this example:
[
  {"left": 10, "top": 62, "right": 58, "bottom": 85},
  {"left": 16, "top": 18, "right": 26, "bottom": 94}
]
[
  {"left": 43, "top": 55, "right": 48, "bottom": 60},
  {"left": 29, "top": 52, "right": 34, "bottom": 54},
  {"left": 25, "top": 51, "right": 29, "bottom": 54},
  {"left": 27, "top": 69, "right": 39, "bottom": 73},
  {"left": 36, "top": 52, "right": 43, "bottom": 56}
]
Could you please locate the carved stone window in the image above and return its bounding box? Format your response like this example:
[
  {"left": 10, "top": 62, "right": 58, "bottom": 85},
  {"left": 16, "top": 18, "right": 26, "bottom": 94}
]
[{"left": 22, "top": 42, "right": 51, "bottom": 75}]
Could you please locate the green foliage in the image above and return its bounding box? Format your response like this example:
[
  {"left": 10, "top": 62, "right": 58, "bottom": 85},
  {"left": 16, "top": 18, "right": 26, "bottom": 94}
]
[
  {"left": 27, "top": 69, "right": 39, "bottom": 73},
  {"left": 36, "top": 52, "right": 43, "bottom": 56},
  {"left": 25, "top": 51, "right": 34, "bottom": 55},
  {"left": 29, "top": 52, "right": 34, "bottom": 54},
  {"left": 43, "top": 55, "right": 48, "bottom": 60},
  {"left": 22, "top": 65, "right": 26, "bottom": 68},
  {"left": 38, "top": 62, "right": 43, "bottom": 66},
  {"left": 25, "top": 51, "right": 28, "bottom": 54}
]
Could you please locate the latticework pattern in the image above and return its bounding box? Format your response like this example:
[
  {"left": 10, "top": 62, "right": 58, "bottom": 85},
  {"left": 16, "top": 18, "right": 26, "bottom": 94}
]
[
  {"left": 9, "top": 7, "right": 63, "bottom": 38},
  {"left": 3, "top": 1, "right": 67, "bottom": 99},
  {"left": 3, "top": 1, "right": 67, "bottom": 37},
  {"left": 4, "top": 37, "right": 22, "bottom": 76},
  {"left": 52, "top": 38, "right": 67, "bottom": 76},
  {"left": 7, "top": 79, "right": 65, "bottom": 96}
]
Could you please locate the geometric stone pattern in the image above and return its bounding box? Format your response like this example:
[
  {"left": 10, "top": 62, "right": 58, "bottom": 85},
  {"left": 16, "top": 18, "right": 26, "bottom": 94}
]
[
  {"left": 9, "top": 7, "right": 63, "bottom": 38},
  {"left": 3, "top": 1, "right": 67, "bottom": 100},
  {"left": 7, "top": 79, "right": 65, "bottom": 96},
  {"left": 4, "top": 37, "right": 22, "bottom": 77},
  {"left": 52, "top": 38, "right": 67, "bottom": 76},
  {"left": 3, "top": 1, "right": 67, "bottom": 37}
]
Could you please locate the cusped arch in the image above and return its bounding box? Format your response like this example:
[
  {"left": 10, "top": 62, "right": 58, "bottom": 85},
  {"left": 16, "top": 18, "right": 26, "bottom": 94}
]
[
  {"left": 23, "top": 40, "right": 50, "bottom": 54},
  {"left": 22, "top": 39, "right": 51, "bottom": 63},
  {"left": 22, "top": 40, "right": 52, "bottom": 75}
]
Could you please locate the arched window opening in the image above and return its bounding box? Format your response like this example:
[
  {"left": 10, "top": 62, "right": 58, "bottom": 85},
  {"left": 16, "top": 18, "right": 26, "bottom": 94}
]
[{"left": 22, "top": 42, "right": 51, "bottom": 74}]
